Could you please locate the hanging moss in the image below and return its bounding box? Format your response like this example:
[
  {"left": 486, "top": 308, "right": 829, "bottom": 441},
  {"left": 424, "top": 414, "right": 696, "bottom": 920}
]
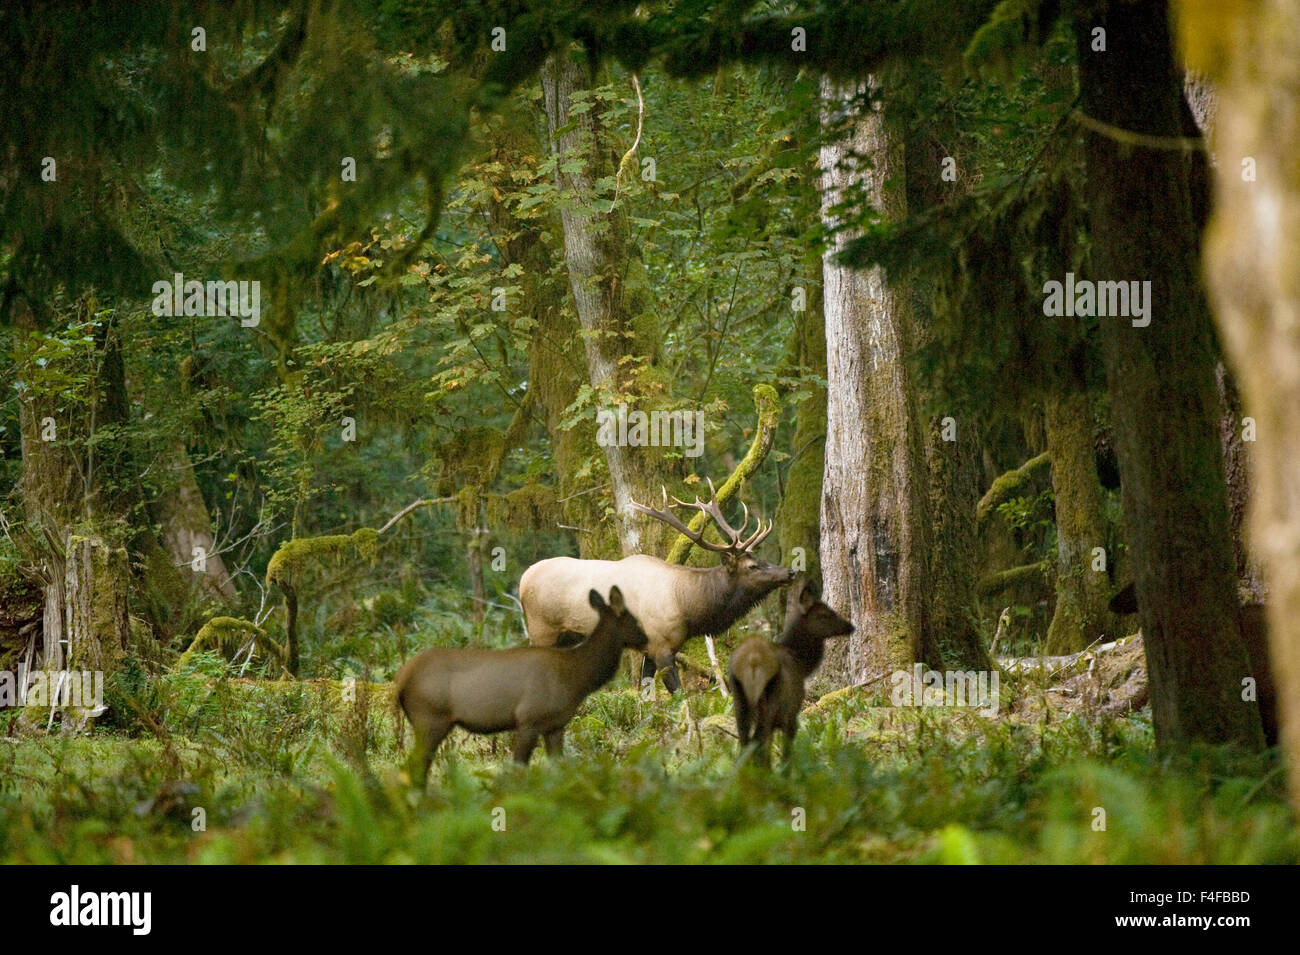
[
  {"left": 437, "top": 429, "right": 508, "bottom": 495},
  {"left": 266, "top": 535, "right": 353, "bottom": 587},
  {"left": 352, "top": 527, "right": 378, "bottom": 565},
  {"left": 502, "top": 484, "right": 562, "bottom": 532},
  {"left": 265, "top": 527, "right": 382, "bottom": 588},
  {"left": 455, "top": 485, "right": 481, "bottom": 532},
  {"left": 667, "top": 383, "right": 783, "bottom": 565},
  {"left": 178, "top": 616, "right": 287, "bottom": 672}
]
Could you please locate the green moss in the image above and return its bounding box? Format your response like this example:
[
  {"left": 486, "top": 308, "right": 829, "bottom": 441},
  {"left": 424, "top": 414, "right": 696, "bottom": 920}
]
[
  {"left": 265, "top": 527, "right": 383, "bottom": 588},
  {"left": 351, "top": 527, "right": 378, "bottom": 565},
  {"left": 667, "top": 384, "right": 782, "bottom": 565},
  {"left": 179, "top": 616, "right": 287, "bottom": 674},
  {"left": 977, "top": 452, "right": 1051, "bottom": 524},
  {"left": 455, "top": 485, "right": 480, "bottom": 532},
  {"left": 266, "top": 535, "right": 353, "bottom": 587},
  {"left": 500, "top": 484, "right": 560, "bottom": 532}
]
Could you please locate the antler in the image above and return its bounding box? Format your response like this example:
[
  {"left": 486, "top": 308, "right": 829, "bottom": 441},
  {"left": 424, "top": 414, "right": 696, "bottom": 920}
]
[{"left": 630, "top": 478, "right": 774, "bottom": 556}]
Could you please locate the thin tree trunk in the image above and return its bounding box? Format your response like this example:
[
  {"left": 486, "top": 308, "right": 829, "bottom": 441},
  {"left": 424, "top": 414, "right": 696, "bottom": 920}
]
[
  {"left": 818, "top": 77, "right": 930, "bottom": 685},
  {"left": 541, "top": 51, "right": 670, "bottom": 557},
  {"left": 1042, "top": 390, "right": 1113, "bottom": 653},
  {"left": 1182, "top": 0, "right": 1300, "bottom": 798},
  {"left": 468, "top": 528, "right": 486, "bottom": 624},
  {"left": 1074, "top": 1, "right": 1263, "bottom": 750},
  {"left": 483, "top": 114, "right": 613, "bottom": 558},
  {"left": 777, "top": 262, "right": 826, "bottom": 582}
]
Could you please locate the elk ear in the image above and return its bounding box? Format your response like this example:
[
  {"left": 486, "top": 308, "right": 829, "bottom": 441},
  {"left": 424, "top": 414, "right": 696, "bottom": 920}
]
[
  {"left": 607, "top": 586, "right": 627, "bottom": 615},
  {"left": 589, "top": 589, "right": 607, "bottom": 613},
  {"left": 798, "top": 578, "right": 819, "bottom": 613}
]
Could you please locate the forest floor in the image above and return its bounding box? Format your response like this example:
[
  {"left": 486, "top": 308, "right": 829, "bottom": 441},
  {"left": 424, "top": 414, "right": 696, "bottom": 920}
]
[{"left": 1, "top": 637, "right": 1293, "bottom": 864}]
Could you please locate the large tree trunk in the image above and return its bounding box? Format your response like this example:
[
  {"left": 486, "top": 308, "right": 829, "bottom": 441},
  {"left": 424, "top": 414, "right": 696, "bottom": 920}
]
[
  {"left": 1181, "top": 0, "right": 1300, "bottom": 800},
  {"left": 922, "top": 414, "right": 989, "bottom": 669},
  {"left": 1074, "top": 1, "right": 1263, "bottom": 750},
  {"left": 14, "top": 300, "right": 133, "bottom": 729},
  {"left": 818, "top": 78, "right": 931, "bottom": 686},
  {"left": 16, "top": 301, "right": 82, "bottom": 679},
  {"left": 61, "top": 534, "right": 131, "bottom": 676},
  {"left": 1042, "top": 390, "right": 1113, "bottom": 653},
  {"left": 904, "top": 125, "right": 990, "bottom": 671},
  {"left": 541, "top": 51, "right": 670, "bottom": 557}
]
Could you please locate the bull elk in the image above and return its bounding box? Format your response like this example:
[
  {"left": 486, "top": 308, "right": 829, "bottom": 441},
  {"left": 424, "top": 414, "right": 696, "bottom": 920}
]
[
  {"left": 519, "top": 479, "right": 794, "bottom": 693},
  {"left": 728, "top": 578, "right": 853, "bottom": 766},
  {"left": 395, "top": 586, "right": 647, "bottom": 786}
]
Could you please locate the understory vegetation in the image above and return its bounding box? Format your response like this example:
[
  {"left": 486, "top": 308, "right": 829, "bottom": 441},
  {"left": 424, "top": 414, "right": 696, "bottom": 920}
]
[{"left": 2, "top": 600, "right": 1292, "bottom": 865}]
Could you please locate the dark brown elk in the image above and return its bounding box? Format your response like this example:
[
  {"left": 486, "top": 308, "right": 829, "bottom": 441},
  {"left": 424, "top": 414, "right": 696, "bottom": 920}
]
[
  {"left": 728, "top": 578, "right": 853, "bottom": 766},
  {"left": 395, "top": 587, "right": 647, "bottom": 786},
  {"left": 519, "top": 479, "right": 794, "bottom": 693}
]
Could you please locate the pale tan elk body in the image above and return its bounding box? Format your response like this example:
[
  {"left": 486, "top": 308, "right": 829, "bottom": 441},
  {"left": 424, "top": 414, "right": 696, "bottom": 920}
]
[
  {"left": 396, "top": 587, "right": 647, "bottom": 786},
  {"left": 728, "top": 580, "right": 854, "bottom": 766},
  {"left": 520, "top": 480, "right": 794, "bottom": 692}
]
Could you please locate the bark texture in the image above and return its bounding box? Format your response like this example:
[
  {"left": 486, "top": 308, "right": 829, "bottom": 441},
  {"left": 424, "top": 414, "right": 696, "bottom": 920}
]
[
  {"left": 1181, "top": 0, "right": 1300, "bottom": 796},
  {"left": 541, "top": 50, "right": 670, "bottom": 557},
  {"left": 1042, "top": 390, "right": 1113, "bottom": 653},
  {"left": 1075, "top": 1, "right": 1263, "bottom": 750},
  {"left": 484, "top": 113, "right": 612, "bottom": 557},
  {"left": 153, "top": 440, "right": 237, "bottom": 600},
  {"left": 818, "top": 78, "right": 930, "bottom": 686},
  {"left": 776, "top": 268, "right": 826, "bottom": 581}
]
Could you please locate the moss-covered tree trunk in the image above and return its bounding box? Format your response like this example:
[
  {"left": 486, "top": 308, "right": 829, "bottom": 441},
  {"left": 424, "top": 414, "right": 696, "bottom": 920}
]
[
  {"left": 1075, "top": 1, "right": 1263, "bottom": 750},
  {"left": 15, "top": 301, "right": 135, "bottom": 699},
  {"left": 905, "top": 124, "right": 989, "bottom": 671},
  {"left": 818, "top": 77, "right": 931, "bottom": 687},
  {"left": 542, "top": 50, "right": 672, "bottom": 557},
  {"left": 922, "top": 416, "right": 989, "bottom": 669},
  {"left": 776, "top": 263, "right": 826, "bottom": 581},
  {"left": 154, "top": 439, "right": 237, "bottom": 600},
  {"left": 483, "top": 111, "right": 612, "bottom": 558},
  {"left": 61, "top": 534, "right": 130, "bottom": 677},
  {"left": 1042, "top": 390, "right": 1113, "bottom": 653},
  {"left": 1181, "top": 0, "right": 1300, "bottom": 798}
]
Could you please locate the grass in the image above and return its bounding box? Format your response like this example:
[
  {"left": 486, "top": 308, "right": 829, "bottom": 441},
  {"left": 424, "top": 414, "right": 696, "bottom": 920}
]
[{"left": 0, "top": 606, "right": 1295, "bottom": 864}]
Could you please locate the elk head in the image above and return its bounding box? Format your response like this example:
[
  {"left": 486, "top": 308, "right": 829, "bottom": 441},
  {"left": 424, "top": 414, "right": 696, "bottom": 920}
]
[{"left": 630, "top": 478, "right": 795, "bottom": 592}]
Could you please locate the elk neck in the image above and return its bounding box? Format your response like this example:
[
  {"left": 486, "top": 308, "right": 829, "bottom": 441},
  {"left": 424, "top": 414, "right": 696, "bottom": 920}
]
[
  {"left": 562, "top": 622, "right": 631, "bottom": 695},
  {"left": 681, "top": 563, "right": 771, "bottom": 638},
  {"left": 777, "top": 621, "right": 826, "bottom": 676}
]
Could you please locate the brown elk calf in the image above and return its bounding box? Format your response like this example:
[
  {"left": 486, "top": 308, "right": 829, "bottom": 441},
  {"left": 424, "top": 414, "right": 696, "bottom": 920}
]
[
  {"left": 395, "top": 587, "right": 647, "bottom": 787},
  {"left": 727, "top": 579, "right": 853, "bottom": 766}
]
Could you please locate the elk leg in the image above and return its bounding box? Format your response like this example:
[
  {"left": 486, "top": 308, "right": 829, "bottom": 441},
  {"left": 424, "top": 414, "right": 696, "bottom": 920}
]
[
  {"left": 408, "top": 718, "right": 451, "bottom": 789},
  {"left": 656, "top": 652, "right": 682, "bottom": 694},
  {"left": 753, "top": 727, "right": 773, "bottom": 769},
  {"left": 513, "top": 727, "right": 541, "bottom": 764},
  {"left": 543, "top": 727, "right": 565, "bottom": 757},
  {"left": 730, "top": 678, "right": 753, "bottom": 747},
  {"left": 780, "top": 723, "right": 797, "bottom": 767}
]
